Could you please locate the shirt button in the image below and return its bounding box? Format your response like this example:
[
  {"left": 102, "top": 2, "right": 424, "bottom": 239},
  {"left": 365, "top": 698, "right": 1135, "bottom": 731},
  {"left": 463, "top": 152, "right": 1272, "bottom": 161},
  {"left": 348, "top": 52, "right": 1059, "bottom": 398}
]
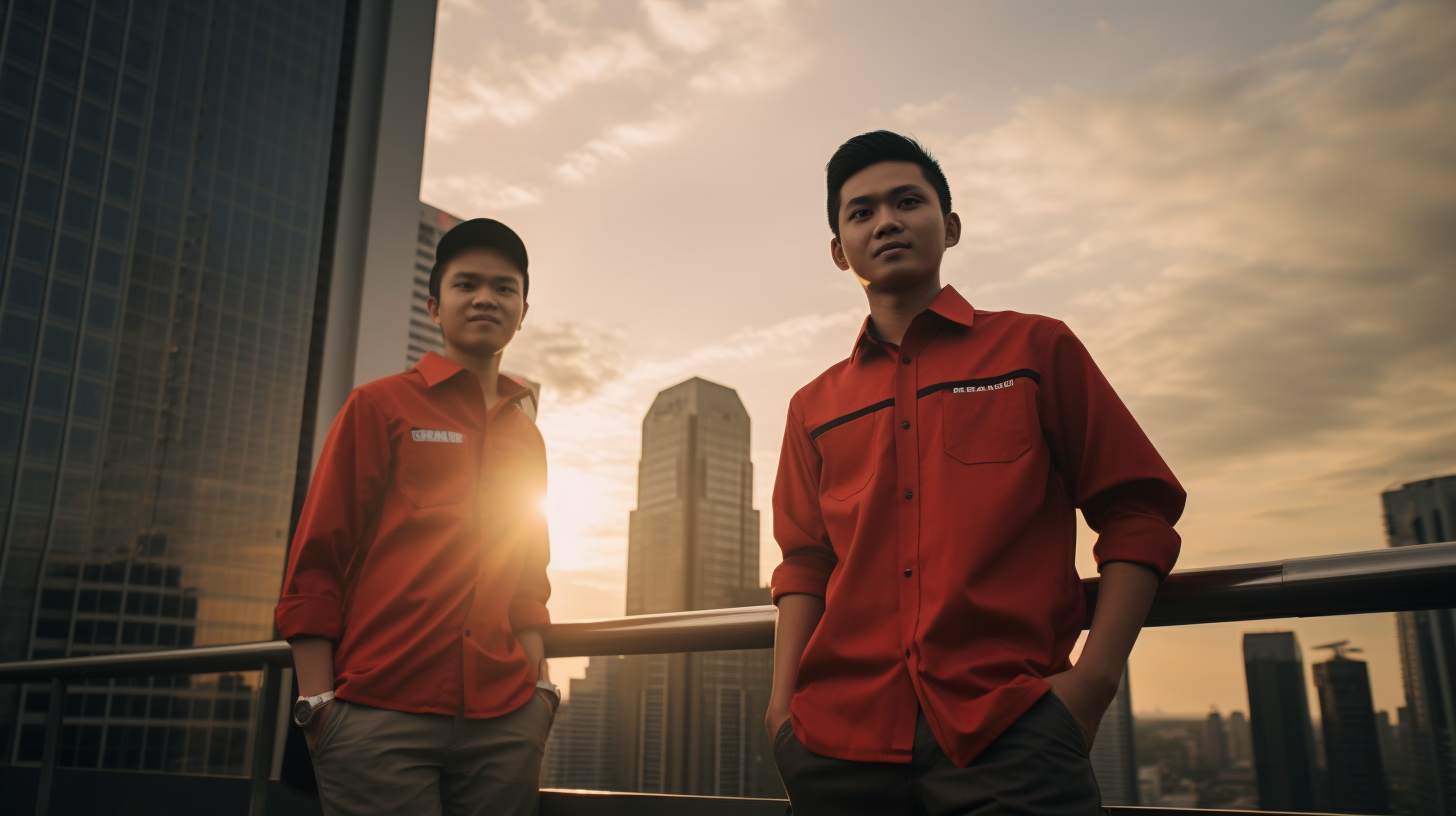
[
  {"left": 904, "top": 490, "right": 913, "bottom": 500},
  {"left": 902, "top": 356, "right": 911, "bottom": 365},
  {"left": 465, "top": 630, "right": 472, "bottom": 637},
  {"left": 904, "top": 568, "right": 912, "bottom": 577},
  {"left": 905, "top": 648, "right": 911, "bottom": 659},
  {"left": 901, "top": 421, "right": 910, "bottom": 430}
]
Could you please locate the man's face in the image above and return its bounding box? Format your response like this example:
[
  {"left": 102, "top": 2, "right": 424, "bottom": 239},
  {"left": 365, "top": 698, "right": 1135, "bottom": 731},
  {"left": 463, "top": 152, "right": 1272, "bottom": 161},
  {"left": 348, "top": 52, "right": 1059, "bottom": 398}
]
[
  {"left": 831, "top": 160, "right": 961, "bottom": 293},
  {"left": 427, "top": 247, "right": 528, "bottom": 357}
]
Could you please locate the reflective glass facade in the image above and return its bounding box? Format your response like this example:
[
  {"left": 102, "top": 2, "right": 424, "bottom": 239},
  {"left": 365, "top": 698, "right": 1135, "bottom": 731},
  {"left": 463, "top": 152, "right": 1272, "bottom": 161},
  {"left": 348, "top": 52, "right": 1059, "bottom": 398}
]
[{"left": 0, "top": 0, "right": 346, "bottom": 771}]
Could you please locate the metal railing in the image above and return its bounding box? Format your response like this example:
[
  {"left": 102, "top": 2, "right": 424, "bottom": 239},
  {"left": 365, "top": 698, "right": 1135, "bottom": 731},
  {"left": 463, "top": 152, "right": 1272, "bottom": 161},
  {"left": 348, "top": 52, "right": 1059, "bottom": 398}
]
[{"left": 3, "top": 540, "right": 1455, "bottom": 815}]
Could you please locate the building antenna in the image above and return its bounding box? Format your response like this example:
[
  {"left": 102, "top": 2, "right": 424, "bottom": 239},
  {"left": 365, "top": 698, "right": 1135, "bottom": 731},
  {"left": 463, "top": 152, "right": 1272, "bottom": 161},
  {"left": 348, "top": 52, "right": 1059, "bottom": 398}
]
[{"left": 1313, "top": 639, "right": 1364, "bottom": 660}]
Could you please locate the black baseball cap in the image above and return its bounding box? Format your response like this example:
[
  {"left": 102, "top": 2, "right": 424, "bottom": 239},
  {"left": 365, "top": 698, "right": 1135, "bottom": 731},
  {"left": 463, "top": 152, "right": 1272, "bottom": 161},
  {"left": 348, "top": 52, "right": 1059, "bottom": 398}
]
[{"left": 429, "top": 218, "right": 529, "bottom": 300}]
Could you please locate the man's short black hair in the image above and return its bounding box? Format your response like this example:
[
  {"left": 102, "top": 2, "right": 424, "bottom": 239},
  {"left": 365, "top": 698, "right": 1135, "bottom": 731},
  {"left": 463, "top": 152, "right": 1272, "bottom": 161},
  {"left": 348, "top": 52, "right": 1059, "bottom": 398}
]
[
  {"left": 429, "top": 218, "right": 530, "bottom": 301},
  {"left": 826, "top": 131, "right": 952, "bottom": 236}
]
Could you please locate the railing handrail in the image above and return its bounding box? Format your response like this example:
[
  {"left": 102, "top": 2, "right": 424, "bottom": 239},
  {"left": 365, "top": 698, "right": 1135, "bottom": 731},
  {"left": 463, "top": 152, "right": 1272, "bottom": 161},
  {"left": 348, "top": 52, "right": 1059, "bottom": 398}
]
[{"left": 3, "top": 541, "right": 1455, "bottom": 684}]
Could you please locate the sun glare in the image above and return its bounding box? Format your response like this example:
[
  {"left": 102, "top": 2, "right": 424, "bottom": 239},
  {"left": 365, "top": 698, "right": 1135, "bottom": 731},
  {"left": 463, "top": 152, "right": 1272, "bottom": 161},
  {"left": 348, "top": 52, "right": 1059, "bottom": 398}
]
[{"left": 542, "top": 465, "right": 629, "bottom": 573}]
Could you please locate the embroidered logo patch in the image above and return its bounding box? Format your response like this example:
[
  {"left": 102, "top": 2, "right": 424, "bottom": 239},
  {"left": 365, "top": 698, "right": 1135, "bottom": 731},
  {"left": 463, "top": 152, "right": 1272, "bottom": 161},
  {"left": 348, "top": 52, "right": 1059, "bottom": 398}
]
[
  {"left": 951, "top": 380, "right": 1015, "bottom": 394},
  {"left": 411, "top": 428, "right": 464, "bottom": 443}
]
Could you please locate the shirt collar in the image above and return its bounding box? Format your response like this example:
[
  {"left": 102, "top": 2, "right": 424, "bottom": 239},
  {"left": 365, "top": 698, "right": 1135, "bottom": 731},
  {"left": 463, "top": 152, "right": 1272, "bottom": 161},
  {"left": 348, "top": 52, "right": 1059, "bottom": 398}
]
[
  {"left": 413, "top": 351, "right": 532, "bottom": 406},
  {"left": 849, "top": 285, "right": 976, "bottom": 363},
  {"left": 415, "top": 351, "right": 467, "bottom": 387}
]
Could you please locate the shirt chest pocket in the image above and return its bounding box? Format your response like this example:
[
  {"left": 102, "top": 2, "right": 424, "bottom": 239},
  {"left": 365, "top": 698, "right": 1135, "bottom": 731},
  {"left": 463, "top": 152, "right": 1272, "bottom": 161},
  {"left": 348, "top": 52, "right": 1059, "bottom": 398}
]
[
  {"left": 940, "top": 386, "right": 1032, "bottom": 464},
  {"left": 816, "top": 409, "right": 888, "bottom": 501},
  {"left": 398, "top": 431, "right": 475, "bottom": 507}
]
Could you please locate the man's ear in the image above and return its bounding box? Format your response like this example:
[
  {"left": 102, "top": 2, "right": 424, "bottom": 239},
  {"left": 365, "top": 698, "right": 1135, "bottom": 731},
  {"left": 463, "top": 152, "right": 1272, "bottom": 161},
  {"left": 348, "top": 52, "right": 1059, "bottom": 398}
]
[
  {"left": 518, "top": 300, "right": 529, "bottom": 330},
  {"left": 427, "top": 295, "right": 441, "bottom": 326},
  {"left": 830, "top": 236, "right": 851, "bottom": 272},
  {"left": 944, "top": 212, "right": 962, "bottom": 249}
]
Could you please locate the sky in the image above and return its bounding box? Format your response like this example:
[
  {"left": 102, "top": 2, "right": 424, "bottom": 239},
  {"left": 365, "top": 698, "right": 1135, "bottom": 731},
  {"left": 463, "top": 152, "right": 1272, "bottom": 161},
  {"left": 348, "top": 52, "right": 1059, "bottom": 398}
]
[{"left": 419, "top": 0, "right": 1456, "bottom": 716}]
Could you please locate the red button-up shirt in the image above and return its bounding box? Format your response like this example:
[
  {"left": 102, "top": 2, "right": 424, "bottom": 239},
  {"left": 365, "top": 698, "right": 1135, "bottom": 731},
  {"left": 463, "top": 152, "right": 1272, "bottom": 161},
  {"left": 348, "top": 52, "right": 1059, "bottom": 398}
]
[
  {"left": 771, "top": 286, "right": 1184, "bottom": 766},
  {"left": 275, "top": 352, "right": 551, "bottom": 718}
]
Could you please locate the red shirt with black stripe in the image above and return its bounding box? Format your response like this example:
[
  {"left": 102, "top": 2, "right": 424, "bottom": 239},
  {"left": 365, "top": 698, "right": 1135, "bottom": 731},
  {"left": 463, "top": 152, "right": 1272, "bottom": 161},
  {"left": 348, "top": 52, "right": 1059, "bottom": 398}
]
[
  {"left": 771, "top": 285, "right": 1184, "bottom": 766},
  {"left": 275, "top": 351, "right": 551, "bottom": 718}
]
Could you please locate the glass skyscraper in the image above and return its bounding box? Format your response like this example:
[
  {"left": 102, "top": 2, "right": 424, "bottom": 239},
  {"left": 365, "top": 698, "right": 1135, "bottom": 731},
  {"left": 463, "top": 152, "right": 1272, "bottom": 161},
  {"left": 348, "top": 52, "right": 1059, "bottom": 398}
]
[
  {"left": 1312, "top": 645, "right": 1390, "bottom": 814},
  {"left": 1243, "top": 631, "right": 1320, "bottom": 811},
  {"left": 0, "top": 0, "right": 367, "bottom": 775},
  {"left": 1384, "top": 474, "right": 1456, "bottom": 816},
  {"left": 1088, "top": 666, "right": 1138, "bottom": 805}
]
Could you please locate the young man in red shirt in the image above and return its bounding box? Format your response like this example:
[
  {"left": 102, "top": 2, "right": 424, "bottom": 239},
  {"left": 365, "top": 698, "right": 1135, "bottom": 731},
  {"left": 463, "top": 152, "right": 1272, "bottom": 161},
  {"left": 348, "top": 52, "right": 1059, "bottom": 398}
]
[
  {"left": 766, "top": 131, "right": 1185, "bottom": 814},
  {"left": 275, "top": 219, "right": 558, "bottom": 815}
]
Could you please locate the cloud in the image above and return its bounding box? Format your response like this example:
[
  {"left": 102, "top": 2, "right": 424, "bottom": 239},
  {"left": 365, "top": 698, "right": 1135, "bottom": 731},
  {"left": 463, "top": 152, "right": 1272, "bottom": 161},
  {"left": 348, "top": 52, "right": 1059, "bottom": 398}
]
[
  {"left": 427, "top": 0, "right": 809, "bottom": 189},
  {"left": 940, "top": 0, "right": 1456, "bottom": 476},
  {"left": 553, "top": 113, "right": 686, "bottom": 182},
  {"left": 420, "top": 173, "right": 543, "bottom": 213},
  {"left": 506, "top": 321, "right": 627, "bottom": 402},
  {"left": 890, "top": 94, "right": 956, "bottom": 126},
  {"left": 642, "top": 0, "right": 783, "bottom": 53},
  {"left": 429, "top": 32, "right": 661, "bottom": 136}
]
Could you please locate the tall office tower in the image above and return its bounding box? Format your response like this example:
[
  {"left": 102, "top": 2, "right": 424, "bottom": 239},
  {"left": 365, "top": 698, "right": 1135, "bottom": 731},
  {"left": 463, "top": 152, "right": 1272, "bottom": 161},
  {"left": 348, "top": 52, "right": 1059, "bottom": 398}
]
[
  {"left": 1226, "top": 710, "right": 1253, "bottom": 764},
  {"left": 0, "top": 0, "right": 437, "bottom": 775},
  {"left": 1204, "top": 707, "right": 1228, "bottom": 769},
  {"left": 1313, "top": 645, "right": 1390, "bottom": 814},
  {"left": 406, "top": 201, "right": 457, "bottom": 369},
  {"left": 614, "top": 377, "right": 778, "bottom": 797},
  {"left": 1244, "top": 632, "right": 1320, "bottom": 811},
  {"left": 1384, "top": 474, "right": 1456, "bottom": 816},
  {"left": 542, "top": 655, "right": 625, "bottom": 791},
  {"left": 1089, "top": 665, "right": 1138, "bottom": 804}
]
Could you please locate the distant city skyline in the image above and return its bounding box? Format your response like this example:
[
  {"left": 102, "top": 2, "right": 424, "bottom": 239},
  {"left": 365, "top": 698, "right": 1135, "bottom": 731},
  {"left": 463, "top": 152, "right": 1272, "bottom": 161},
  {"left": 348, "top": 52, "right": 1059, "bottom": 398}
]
[{"left": 436, "top": 0, "right": 1456, "bottom": 720}]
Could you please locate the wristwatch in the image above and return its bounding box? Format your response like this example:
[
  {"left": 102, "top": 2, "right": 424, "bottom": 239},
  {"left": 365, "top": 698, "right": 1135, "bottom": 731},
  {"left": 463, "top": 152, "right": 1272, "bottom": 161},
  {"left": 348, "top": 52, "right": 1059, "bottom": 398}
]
[
  {"left": 536, "top": 679, "right": 561, "bottom": 711},
  {"left": 293, "top": 690, "right": 335, "bottom": 728}
]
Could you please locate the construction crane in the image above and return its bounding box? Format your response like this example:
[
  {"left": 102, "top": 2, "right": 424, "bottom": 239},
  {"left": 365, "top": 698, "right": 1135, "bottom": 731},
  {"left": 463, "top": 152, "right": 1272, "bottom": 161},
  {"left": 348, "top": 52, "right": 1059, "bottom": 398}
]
[{"left": 1313, "top": 639, "right": 1364, "bottom": 660}]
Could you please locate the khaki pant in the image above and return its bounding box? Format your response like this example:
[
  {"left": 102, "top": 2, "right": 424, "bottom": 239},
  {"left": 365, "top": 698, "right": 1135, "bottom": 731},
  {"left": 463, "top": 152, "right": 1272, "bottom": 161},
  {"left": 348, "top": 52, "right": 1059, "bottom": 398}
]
[{"left": 310, "top": 692, "right": 555, "bottom": 816}]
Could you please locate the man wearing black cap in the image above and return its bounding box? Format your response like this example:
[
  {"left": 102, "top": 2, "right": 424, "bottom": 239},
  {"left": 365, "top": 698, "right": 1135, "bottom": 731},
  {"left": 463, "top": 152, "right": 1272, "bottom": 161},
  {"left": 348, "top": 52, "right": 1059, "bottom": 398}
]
[{"left": 276, "top": 219, "right": 558, "bottom": 815}]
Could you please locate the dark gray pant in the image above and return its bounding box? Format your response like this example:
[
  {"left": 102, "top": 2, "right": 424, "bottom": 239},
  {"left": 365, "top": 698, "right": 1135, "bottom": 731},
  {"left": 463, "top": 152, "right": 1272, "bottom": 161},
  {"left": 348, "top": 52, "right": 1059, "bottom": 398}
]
[{"left": 773, "top": 693, "right": 1101, "bottom": 815}]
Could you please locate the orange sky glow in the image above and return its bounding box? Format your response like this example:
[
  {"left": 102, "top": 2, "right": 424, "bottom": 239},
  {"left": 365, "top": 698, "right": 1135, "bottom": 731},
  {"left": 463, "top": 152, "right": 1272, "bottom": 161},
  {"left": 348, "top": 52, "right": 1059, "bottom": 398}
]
[{"left": 420, "top": 0, "right": 1456, "bottom": 716}]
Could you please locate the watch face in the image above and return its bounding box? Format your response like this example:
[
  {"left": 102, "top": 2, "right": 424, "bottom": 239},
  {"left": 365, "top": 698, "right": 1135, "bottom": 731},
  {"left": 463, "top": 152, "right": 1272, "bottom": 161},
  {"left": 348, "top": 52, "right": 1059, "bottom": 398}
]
[{"left": 293, "top": 699, "right": 313, "bottom": 727}]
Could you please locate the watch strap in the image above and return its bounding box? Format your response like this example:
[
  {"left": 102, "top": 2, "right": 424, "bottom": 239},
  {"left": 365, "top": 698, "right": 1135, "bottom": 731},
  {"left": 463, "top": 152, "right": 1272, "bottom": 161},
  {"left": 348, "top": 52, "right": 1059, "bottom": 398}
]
[{"left": 298, "top": 690, "right": 335, "bottom": 708}]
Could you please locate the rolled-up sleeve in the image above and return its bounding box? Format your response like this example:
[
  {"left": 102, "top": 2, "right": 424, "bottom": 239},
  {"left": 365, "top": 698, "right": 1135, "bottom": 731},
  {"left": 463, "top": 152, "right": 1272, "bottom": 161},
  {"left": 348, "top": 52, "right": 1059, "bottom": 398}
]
[
  {"left": 771, "top": 397, "right": 838, "bottom": 602},
  {"left": 508, "top": 502, "right": 552, "bottom": 632},
  {"left": 274, "top": 390, "right": 390, "bottom": 640},
  {"left": 1038, "top": 321, "right": 1186, "bottom": 579}
]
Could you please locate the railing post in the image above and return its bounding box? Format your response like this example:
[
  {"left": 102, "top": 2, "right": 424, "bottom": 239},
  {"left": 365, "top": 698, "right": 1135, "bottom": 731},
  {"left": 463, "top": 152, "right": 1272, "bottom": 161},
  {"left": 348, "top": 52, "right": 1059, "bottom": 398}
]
[
  {"left": 249, "top": 663, "right": 282, "bottom": 816},
  {"left": 34, "top": 676, "right": 66, "bottom": 816}
]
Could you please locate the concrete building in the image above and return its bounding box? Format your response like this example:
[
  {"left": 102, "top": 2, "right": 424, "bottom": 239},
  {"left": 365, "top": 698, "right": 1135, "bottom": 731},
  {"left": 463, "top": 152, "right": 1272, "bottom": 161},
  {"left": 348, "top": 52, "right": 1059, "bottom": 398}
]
[
  {"left": 1090, "top": 666, "right": 1138, "bottom": 804},
  {"left": 0, "top": 0, "right": 438, "bottom": 776},
  {"left": 1204, "top": 707, "right": 1228, "bottom": 769},
  {"left": 1384, "top": 474, "right": 1456, "bottom": 816},
  {"left": 406, "top": 201, "right": 457, "bottom": 369},
  {"left": 1226, "top": 710, "right": 1252, "bottom": 764},
  {"left": 1313, "top": 644, "right": 1389, "bottom": 814},
  {"left": 1243, "top": 632, "right": 1320, "bottom": 811}
]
